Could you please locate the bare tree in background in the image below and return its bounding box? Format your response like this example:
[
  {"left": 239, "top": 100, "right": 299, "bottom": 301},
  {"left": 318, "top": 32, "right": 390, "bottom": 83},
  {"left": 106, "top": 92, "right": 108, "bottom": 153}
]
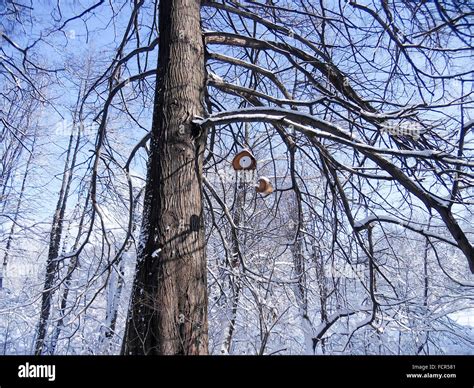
[{"left": 0, "top": 0, "right": 473, "bottom": 355}]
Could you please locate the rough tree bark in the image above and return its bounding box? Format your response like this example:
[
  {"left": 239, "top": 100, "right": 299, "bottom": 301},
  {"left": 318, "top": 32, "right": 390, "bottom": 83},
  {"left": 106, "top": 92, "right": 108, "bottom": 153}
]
[{"left": 121, "top": 0, "right": 208, "bottom": 354}]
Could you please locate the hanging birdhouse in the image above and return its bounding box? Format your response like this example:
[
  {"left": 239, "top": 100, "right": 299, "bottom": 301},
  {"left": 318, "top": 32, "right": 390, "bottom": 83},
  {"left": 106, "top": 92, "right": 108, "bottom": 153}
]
[
  {"left": 232, "top": 149, "right": 257, "bottom": 171},
  {"left": 256, "top": 176, "right": 273, "bottom": 196}
]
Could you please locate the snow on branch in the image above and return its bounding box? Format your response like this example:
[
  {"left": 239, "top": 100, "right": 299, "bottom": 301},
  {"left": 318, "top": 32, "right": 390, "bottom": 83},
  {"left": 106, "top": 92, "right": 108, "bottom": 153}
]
[
  {"left": 194, "top": 107, "right": 474, "bottom": 272},
  {"left": 353, "top": 215, "right": 458, "bottom": 247}
]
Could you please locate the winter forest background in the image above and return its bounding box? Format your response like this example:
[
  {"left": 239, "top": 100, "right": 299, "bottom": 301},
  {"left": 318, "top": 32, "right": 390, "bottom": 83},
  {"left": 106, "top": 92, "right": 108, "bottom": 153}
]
[{"left": 1, "top": 0, "right": 473, "bottom": 355}]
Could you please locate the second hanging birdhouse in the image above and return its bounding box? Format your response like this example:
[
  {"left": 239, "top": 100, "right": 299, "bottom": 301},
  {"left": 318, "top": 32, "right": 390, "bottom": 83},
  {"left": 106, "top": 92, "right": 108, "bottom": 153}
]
[
  {"left": 256, "top": 176, "right": 273, "bottom": 196},
  {"left": 232, "top": 149, "right": 257, "bottom": 171}
]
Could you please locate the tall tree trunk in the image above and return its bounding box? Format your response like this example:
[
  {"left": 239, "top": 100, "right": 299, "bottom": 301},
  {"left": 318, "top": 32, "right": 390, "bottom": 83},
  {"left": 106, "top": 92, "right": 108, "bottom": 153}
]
[
  {"left": 49, "top": 190, "right": 90, "bottom": 355},
  {"left": 121, "top": 0, "right": 208, "bottom": 355},
  {"left": 220, "top": 173, "right": 246, "bottom": 354},
  {"left": 282, "top": 128, "right": 314, "bottom": 354},
  {"left": 312, "top": 243, "right": 329, "bottom": 354},
  {"left": 35, "top": 102, "right": 82, "bottom": 355},
  {"left": 98, "top": 190, "right": 143, "bottom": 354},
  {"left": 292, "top": 229, "right": 314, "bottom": 355},
  {"left": 99, "top": 259, "right": 125, "bottom": 353},
  {"left": 0, "top": 134, "right": 36, "bottom": 289},
  {"left": 417, "top": 218, "right": 431, "bottom": 355}
]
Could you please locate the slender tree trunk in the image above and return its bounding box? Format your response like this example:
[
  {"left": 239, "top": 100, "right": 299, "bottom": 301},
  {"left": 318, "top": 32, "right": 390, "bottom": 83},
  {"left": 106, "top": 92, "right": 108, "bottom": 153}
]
[
  {"left": 49, "top": 191, "right": 90, "bottom": 354},
  {"left": 35, "top": 102, "right": 82, "bottom": 355},
  {"left": 101, "top": 261, "right": 125, "bottom": 340},
  {"left": 292, "top": 233, "right": 314, "bottom": 355},
  {"left": 0, "top": 134, "right": 36, "bottom": 289},
  {"left": 417, "top": 218, "right": 431, "bottom": 355},
  {"left": 220, "top": 174, "right": 246, "bottom": 354},
  {"left": 284, "top": 130, "right": 314, "bottom": 355},
  {"left": 287, "top": 196, "right": 313, "bottom": 354},
  {"left": 98, "top": 190, "right": 142, "bottom": 354},
  {"left": 312, "top": 243, "right": 328, "bottom": 354},
  {"left": 121, "top": 0, "right": 208, "bottom": 355},
  {"left": 48, "top": 255, "right": 76, "bottom": 355}
]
